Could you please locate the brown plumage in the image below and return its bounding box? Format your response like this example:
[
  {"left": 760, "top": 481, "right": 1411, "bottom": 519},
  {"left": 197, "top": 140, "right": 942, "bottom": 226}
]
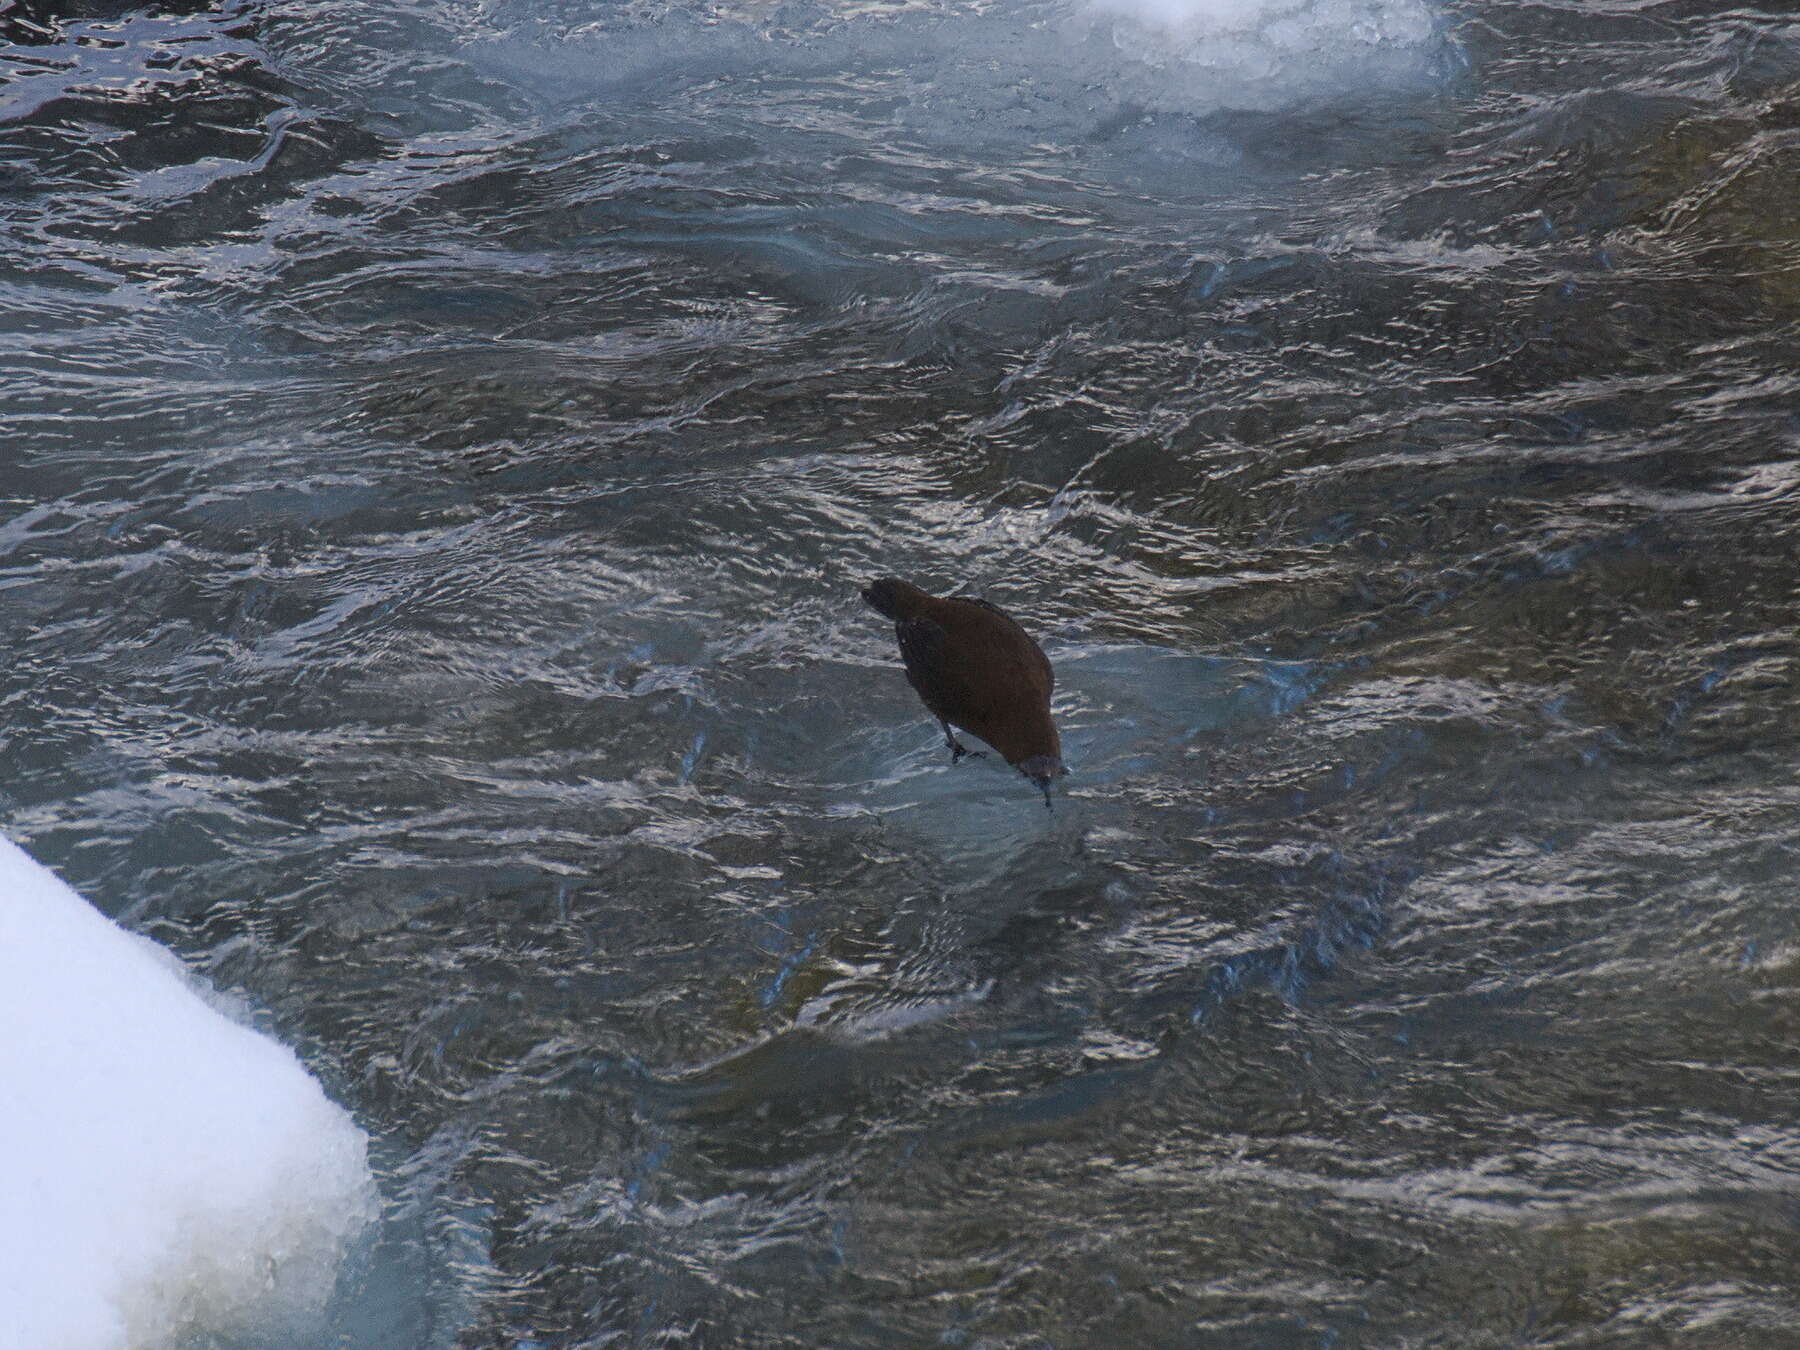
[{"left": 861, "top": 578, "right": 1065, "bottom": 805}]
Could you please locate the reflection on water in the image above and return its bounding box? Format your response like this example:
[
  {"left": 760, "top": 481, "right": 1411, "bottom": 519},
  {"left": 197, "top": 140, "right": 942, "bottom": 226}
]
[{"left": 4, "top": 0, "right": 1800, "bottom": 1342}]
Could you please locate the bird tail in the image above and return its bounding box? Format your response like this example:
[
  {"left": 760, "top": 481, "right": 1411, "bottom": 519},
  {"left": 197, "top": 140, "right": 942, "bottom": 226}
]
[{"left": 861, "top": 578, "right": 924, "bottom": 621}]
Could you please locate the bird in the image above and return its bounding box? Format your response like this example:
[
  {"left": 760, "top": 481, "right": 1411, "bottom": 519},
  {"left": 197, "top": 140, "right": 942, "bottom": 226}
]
[{"left": 861, "top": 577, "right": 1065, "bottom": 806}]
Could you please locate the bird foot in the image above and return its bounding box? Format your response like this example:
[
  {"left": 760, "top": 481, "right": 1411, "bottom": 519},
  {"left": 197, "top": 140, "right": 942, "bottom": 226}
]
[{"left": 949, "top": 743, "right": 986, "bottom": 764}]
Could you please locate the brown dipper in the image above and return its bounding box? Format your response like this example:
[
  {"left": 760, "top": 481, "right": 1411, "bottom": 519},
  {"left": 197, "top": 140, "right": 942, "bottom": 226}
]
[{"left": 861, "top": 578, "right": 1065, "bottom": 805}]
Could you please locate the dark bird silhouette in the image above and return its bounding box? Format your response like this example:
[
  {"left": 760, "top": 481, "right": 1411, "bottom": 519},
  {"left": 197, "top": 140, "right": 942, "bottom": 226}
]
[{"left": 861, "top": 578, "right": 1065, "bottom": 806}]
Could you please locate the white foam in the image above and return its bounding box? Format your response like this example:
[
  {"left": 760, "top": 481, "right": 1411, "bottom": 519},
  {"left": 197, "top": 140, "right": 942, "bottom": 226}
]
[{"left": 0, "top": 836, "right": 376, "bottom": 1350}]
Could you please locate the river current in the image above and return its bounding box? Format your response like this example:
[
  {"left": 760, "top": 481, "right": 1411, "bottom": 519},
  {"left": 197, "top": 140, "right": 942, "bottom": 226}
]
[{"left": 4, "top": 0, "right": 1800, "bottom": 1344}]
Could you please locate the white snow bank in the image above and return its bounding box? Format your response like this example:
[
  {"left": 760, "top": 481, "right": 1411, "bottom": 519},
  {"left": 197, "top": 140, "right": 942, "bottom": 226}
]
[{"left": 0, "top": 836, "right": 376, "bottom": 1350}]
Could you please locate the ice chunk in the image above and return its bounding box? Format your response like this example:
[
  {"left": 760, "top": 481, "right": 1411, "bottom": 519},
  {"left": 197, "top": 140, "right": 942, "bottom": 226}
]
[
  {"left": 1088, "top": 0, "right": 1433, "bottom": 41},
  {"left": 461, "top": 0, "right": 1449, "bottom": 133},
  {"left": 1081, "top": 0, "right": 1445, "bottom": 112},
  {"left": 0, "top": 836, "right": 376, "bottom": 1349}
]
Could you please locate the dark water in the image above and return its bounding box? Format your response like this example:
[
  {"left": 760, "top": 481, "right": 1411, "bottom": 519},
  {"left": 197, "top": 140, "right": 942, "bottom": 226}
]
[{"left": 5, "top": 0, "right": 1800, "bottom": 1343}]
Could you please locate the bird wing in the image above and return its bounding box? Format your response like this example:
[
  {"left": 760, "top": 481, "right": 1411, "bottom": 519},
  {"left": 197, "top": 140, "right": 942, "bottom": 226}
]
[
  {"left": 896, "top": 615, "right": 988, "bottom": 721},
  {"left": 966, "top": 598, "right": 1054, "bottom": 692}
]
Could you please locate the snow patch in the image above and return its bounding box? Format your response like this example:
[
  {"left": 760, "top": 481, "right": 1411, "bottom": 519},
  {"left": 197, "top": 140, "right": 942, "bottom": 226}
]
[{"left": 0, "top": 836, "right": 376, "bottom": 1349}]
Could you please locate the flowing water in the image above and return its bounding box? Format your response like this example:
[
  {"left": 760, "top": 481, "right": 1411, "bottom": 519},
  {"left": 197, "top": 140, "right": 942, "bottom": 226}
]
[{"left": 5, "top": 0, "right": 1800, "bottom": 1343}]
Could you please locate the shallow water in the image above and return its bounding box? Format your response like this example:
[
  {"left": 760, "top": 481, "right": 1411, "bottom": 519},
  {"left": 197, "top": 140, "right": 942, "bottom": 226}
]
[{"left": 5, "top": 0, "right": 1800, "bottom": 1343}]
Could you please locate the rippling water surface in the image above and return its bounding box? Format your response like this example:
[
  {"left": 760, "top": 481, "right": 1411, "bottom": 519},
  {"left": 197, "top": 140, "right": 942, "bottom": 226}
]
[{"left": 5, "top": 0, "right": 1800, "bottom": 1342}]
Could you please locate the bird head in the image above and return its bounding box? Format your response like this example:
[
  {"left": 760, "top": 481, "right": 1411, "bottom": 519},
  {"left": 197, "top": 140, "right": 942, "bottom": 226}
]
[{"left": 1016, "top": 755, "right": 1066, "bottom": 809}]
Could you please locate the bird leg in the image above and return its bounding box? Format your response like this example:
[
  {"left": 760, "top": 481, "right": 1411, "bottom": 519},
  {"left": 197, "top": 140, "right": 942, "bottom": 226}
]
[{"left": 940, "top": 720, "right": 984, "bottom": 763}]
